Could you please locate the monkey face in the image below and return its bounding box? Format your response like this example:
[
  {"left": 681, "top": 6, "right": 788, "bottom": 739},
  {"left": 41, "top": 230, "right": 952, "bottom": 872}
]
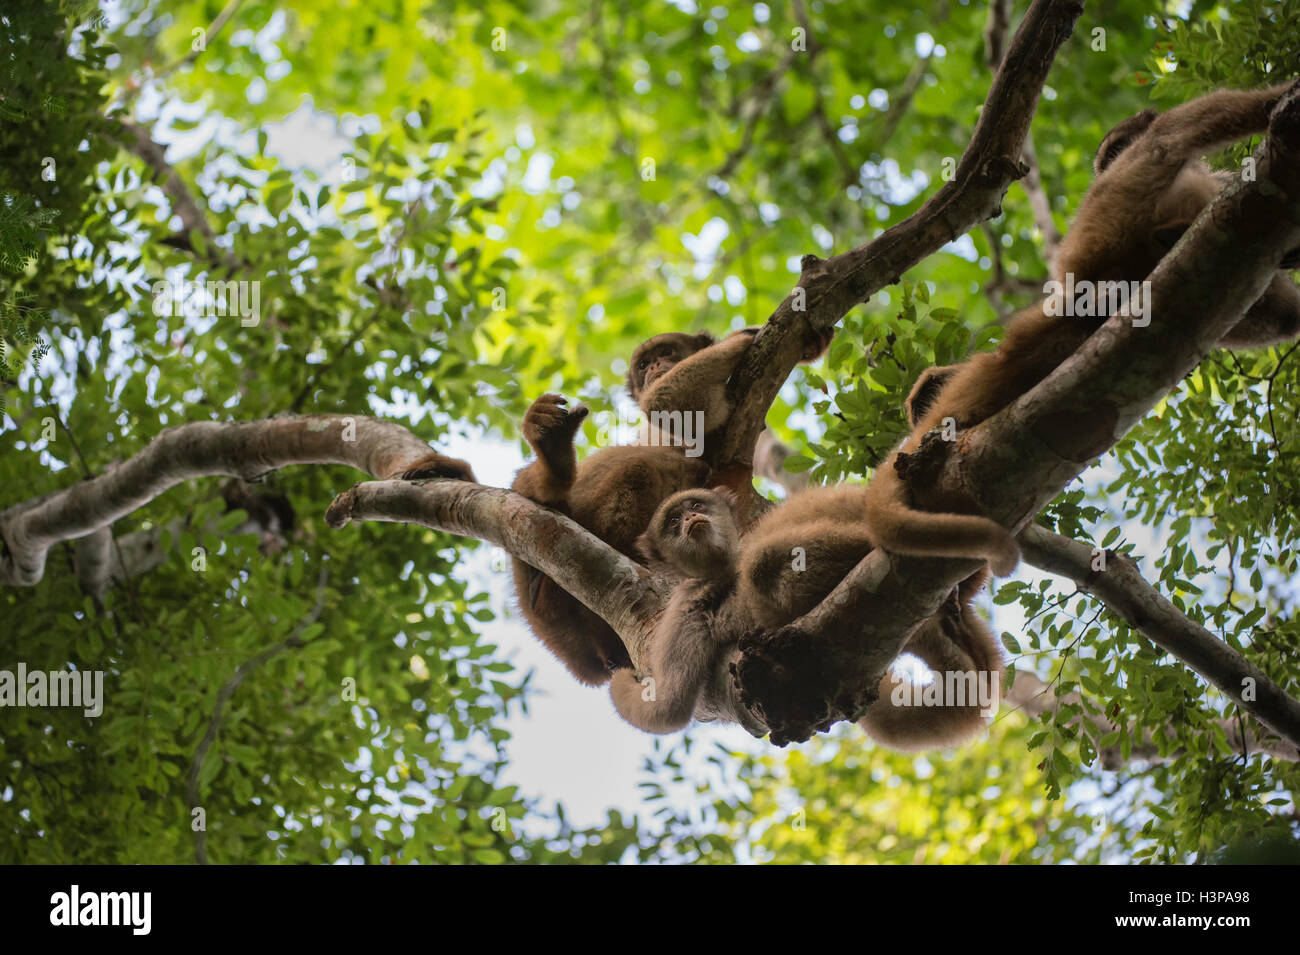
[
  {"left": 638, "top": 488, "right": 738, "bottom": 578},
  {"left": 627, "top": 332, "right": 715, "bottom": 400}
]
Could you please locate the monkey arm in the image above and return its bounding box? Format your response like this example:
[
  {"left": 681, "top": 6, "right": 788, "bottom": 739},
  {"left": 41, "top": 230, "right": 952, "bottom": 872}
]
[
  {"left": 609, "top": 586, "right": 721, "bottom": 734},
  {"left": 640, "top": 330, "right": 754, "bottom": 427},
  {"left": 1140, "top": 84, "right": 1292, "bottom": 172}
]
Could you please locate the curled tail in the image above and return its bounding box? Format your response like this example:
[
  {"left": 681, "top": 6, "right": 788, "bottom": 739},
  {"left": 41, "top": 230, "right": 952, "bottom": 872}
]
[
  {"left": 862, "top": 453, "right": 1020, "bottom": 576},
  {"left": 858, "top": 611, "right": 1004, "bottom": 752}
]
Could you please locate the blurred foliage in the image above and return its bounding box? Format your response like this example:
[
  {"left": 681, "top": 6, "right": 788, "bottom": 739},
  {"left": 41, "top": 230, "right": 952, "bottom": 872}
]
[{"left": 1, "top": 0, "right": 1298, "bottom": 863}]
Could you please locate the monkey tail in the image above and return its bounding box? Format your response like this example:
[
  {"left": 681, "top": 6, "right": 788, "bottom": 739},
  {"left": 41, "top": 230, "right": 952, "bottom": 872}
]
[
  {"left": 862, "top": 456, "right": 1020, "bottom": 576},
  {"left": 858, "top": 614, "right": 1004, "bottom": 753}
]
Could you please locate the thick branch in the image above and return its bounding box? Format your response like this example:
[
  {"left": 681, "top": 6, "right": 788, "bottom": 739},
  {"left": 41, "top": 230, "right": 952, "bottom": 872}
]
[
  {"left": 718, "top": 0, "right": 1084, "bottom": 473},
  {"left": 1018, "top": 525, "right": 1300, "bottom": 751},
  {"left": 0, "top": 415, "right": 443, "bottom": 586},
  {"left": 324, "top": 480, "right": 670, "bottom": 667},
  {"left": 738, "top": 84, "right": 1300, "bottom": 745}
]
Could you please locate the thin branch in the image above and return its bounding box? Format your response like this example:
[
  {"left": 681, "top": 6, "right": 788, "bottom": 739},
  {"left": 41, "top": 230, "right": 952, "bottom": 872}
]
[
  {"left": 112, "top": 0, "right": 246, "bottom": 111},
  {"left": 875, "top": 50, "right": 936, "bottom": 149},
  {"left": 1017, "top": 525, "right": 1300, "bottom": 752},
  {"left": 1004, "top": 669, "right": 1299, "bottom": 765},
  {"left": 984, "top": 0, "right": 1061, "bottom": 269},
  {"left": 0, "top": 415, "right": 449, "bottom": 586},
  {"left": 111, "top": 118, "right": 241, "bottom": 270},
  {"left": 718, "top": 0, "right": 1084, "bottom": 475},
  {"left": 1019, "top": 131, "right": 1062, "bottom": 269}
]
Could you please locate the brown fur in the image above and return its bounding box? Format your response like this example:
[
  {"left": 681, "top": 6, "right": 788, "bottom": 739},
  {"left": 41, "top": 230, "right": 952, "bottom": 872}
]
[
  {"left": 509, "top": 330, "right": 756, "bottom": 685},
  {"left": 396, "top": 452, "right": 477, "bottom": 482},
  {"left": 613, "top": 488, "right": 1004, "bottom": 751},
  {"left": 610, "top": 490, "right": 741, "bottom": 732},
  {"left": 863, "top": 83, "right": 1300, "bottom": 575}
]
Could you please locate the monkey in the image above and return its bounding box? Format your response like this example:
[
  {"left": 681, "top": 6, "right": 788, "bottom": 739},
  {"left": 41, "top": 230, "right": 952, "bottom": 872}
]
[
  {"left": 497, "top": 328, "right": 766, "bottom": 686},
  {"left": 608, "top": 489, "right": 743, "bottom": 733},
  {"left": 629, "top": 328, "right": 755, "bottom": 442},
  {"left": 628, "top": 323, "right": 834, "bottom": 442},
  {"left": 862, "top": 82, "right": 1300, "bottom": 576},
  {"left": 401, "top": 319, "right": 831, "bottom": 687},
  {"left": 611, "top": 487, "right": 1003, "bottom": 750},
  {"left": 733, "top": 484, "right": 1001, "bottom": 750}
]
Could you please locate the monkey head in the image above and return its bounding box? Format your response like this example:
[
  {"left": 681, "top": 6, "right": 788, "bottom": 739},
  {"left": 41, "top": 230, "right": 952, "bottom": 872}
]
[
  {"left": 637, "top": 487, "right": 739, "bottom": 579},
  {"left": 1094, "top": 108, "right": 1157, "bottom": 175},
  {"left": 627, "top": 331, "right": 717, "bottom": 404}
]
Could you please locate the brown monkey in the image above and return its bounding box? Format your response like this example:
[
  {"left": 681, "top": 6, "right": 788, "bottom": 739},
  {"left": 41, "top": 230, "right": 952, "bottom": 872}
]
[
  {"left": 608, "top": 489, "right": 743, "bottom": 733},
  {"left": 612, "top": 487, "right": 1003, "bottom": 750},
  {"left": 503, "top": 329, "right": 762, "bottom": 685},
  {"left": 629, "top": 323, "right": 833, "bottom": 441},
  {"left": 863, "top": 82, "right": 1300, "bottom": 575}
]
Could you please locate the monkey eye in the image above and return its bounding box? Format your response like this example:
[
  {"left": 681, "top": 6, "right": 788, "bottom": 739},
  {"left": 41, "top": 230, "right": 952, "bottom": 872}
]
[
  {"left": 669, "top": 516, "right": 680, "bottom": 528},
  {"left": 690, "top": 501, "right": 704, "bottom": 511},
  {"left": 638, "top": 359, "right": 650, "bottom": 370}
]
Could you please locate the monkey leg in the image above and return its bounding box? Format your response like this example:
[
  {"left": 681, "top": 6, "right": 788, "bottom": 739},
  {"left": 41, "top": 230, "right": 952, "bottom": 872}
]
[
  {"left": 1218, "top": 272, "right": 1300, "bottom": 349},
  {"left": 858, "top": 613, "right": 1003, "bottom": 752},
  {"left": 510, "top": 557, "right": 630, "bottom": 685}
]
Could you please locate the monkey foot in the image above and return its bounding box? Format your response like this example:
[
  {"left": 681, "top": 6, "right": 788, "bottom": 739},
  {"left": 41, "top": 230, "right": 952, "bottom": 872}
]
[{"left": 397, "top": 452, "right": 477, "bottom": 482}]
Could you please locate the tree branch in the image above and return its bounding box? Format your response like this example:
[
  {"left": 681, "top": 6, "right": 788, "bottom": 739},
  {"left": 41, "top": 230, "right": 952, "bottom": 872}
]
[
  {"left": 735, "top": 82, "right": 1300, "bottom": 745},
  {"left": 984, "top": 0, "right": 1061, "bottom": 269},
  {"left": 1005, "top": 670, "right": 1300, "bottom": 766},
  {"left": 718, "top": 0, "right": 1084, "bottom": 474},
  {"left": 188, "top": 562, "right": 328, "bottom": 866},
  {"left": 1018, "top": 525, "right": 1300, "bottom": 752},
  {"left": 324, "top": 479, "right": 670, "bottom": 668},
  {"left": 111, "top": 118, "right": 240, "bottom": 269},
  {"left": 0, "top": 415, "right": 447, "bottom": 586}
]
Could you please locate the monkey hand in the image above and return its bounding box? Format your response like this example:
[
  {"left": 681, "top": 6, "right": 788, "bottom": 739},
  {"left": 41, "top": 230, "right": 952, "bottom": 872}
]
[
  {"left": 523, "top": 393, "right": 589, "bottom": 465},
  {"left": 397, "top": 452, "right": 477, "bottom": 482}
]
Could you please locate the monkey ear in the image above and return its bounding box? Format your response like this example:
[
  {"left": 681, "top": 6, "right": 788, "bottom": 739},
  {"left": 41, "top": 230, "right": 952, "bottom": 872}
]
[
  {"left": 1095, "top": 109, "right": 1157, "bottom": 174},
  {"left": 710, "top": 486, "right": 739, "bottom": 510},
  {"left": 635, "top": 529, "right": 661, "bottom": 564},
  {"left": 693, "top": 331, "right": 717, "bottom": 350}
]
